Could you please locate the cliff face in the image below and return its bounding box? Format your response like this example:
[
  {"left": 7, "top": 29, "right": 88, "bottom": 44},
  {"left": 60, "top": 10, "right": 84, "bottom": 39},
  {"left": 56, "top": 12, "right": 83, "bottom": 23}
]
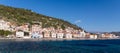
[{"left": 0, "top": 5, "right": 82, "bottom": 30}]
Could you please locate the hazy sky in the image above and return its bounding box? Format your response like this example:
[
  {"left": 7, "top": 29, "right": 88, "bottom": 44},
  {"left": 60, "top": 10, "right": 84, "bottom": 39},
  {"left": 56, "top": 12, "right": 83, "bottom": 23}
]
[{"left": 0, "top": 0, "right": 120, "bottom": 32}]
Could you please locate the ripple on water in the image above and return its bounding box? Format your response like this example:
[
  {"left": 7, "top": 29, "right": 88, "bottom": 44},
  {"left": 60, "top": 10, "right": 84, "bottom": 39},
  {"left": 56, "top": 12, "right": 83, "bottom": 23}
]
[{"left": 0, "top": 39, "right": 120, "bottom": 53}]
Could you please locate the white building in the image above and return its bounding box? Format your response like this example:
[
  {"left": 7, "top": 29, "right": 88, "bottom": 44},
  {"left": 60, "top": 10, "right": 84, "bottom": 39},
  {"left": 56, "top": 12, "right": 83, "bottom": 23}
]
[
  {"left": 51, "top": 32, "right": 57, "bottom": 38},
  {"left": 90, "top": 35, "right": 97, "bottom": 39},
  {"left": 16, "top": 31, "right": 24, "bottom": 38},
  {"left": 79, "top": 30, "right": 86, "bottom": 38},
  {"left": 30, "top": 24, "right": 43, "bottom": 38},
  {"left": 65, "top": 33, "right": 72, "bottom": 39},
  {"left": 57, "top": 33, "right": 64, "bottom": 38},
  {"left": 51, "top": 28, "right": 57, "bottom": 38},
  {"left": 56, "top": 29, "right": 64, "bottom": 38},
  {"left": 31, "top": 32, "right": 43, "bottom": 38}
]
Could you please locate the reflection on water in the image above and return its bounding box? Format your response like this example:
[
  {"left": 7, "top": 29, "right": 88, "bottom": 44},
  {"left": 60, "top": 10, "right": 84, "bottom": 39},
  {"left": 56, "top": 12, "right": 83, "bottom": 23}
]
[{"left": 0, "top": 39, "right": 120, "bottom": 53}]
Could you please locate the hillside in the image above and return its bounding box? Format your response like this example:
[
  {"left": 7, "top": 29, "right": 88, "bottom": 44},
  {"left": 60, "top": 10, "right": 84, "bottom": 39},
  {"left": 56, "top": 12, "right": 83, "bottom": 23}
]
[{"left": 0, "top": 5, "right": 82, "bottom": 30}]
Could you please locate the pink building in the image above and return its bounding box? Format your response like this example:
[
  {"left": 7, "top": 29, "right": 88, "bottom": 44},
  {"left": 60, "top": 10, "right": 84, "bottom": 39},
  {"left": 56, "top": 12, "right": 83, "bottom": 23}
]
[{"left": 15, "top": 24, "right": 29, "bottom": 32}]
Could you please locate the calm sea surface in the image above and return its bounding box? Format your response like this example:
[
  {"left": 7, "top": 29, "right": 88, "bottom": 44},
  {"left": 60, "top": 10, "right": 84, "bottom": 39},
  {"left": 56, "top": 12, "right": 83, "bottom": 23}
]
[{"left": 0, "top": 39, "right": 120, "bottom": 53}]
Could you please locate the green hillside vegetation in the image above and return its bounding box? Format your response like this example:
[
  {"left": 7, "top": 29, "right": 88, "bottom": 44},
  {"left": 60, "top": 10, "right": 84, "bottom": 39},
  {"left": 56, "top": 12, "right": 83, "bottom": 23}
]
[
  {"left": 0, "top": 30, "right": 12, "bottom": 37},
  {"left": 0, "top": 5, "right": 82, "bottom": 30}
]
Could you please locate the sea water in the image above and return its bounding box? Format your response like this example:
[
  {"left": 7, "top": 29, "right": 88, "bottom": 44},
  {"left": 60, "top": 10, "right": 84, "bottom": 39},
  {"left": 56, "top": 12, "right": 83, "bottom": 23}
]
[{"left": 0, "top": 39, "right": 120, "bottom": 53}]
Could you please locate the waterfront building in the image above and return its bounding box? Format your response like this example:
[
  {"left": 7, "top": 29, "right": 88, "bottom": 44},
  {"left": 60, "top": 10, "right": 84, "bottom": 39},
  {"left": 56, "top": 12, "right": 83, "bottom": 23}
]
[
  {"left": 51, "top": 29, "right": 57, "bottom": 38},
  {"left": 101, "top": 33, "right": 110, "bottom": 38},
  {"left": 72, "top": 30, "right": 78, "bottom": 38},
  {"left": 65, "top": 32, "right": 72, "bottom": 39},
  {"left": 15, "top": 24, "right": 29, "bottom": 32},
  {"left": 31, "top": 24, "right": 43, "bottom": 38},
  {"left": 42, "top": 28, "right": 50, "bottom": 38},
  {"left": 96, "top": 33, "right": 102, "bottom": 38},
  {"left": 101, "top": 34, "right": 105, "bottom": 38},
  {"left": 110, "top": 34, "right": 119, "bottom": 38},
  {"left": 65, "top": 29, "right": 72, "bottom": 38},
  {"left": 39, "top": 30, "right": 43, "bottom": 38},
  {"left": 57, "top": 29, "right": 64, "bottom": 38},
  {"left": 31, "top": 24, "right": 41, "bottom": 32},
  {"left": 31, "top": 31, "right": 43, "bottom": 38},
  {"left": 31, "top": 32, "right": 38, "bottom": 38},
  {"left": 101, "top": 33, "right": 114, "bottom": 38},
  {"left": 51, "top": 32, "right": 56, "bottom": 38},
  {"left": 89, "top": 34, "right": 97, "bottom": 39},
  {"left": 44, "top": 31, "right": 50, "bottom": 38},
  {"left": 79, "top": 30, "right": 86, "bottom": 38},
  {"left": 72, "top": 31, "right": 75, "bottom": 38},
  {"left": 85, "top": 33, "right": 91, "bottom": 38},
  {"left": 22, "top": 24, "right": 29, "bottom": 32},
  {"left": 16, "top": 31, "right": 24, "bottom": 38}
]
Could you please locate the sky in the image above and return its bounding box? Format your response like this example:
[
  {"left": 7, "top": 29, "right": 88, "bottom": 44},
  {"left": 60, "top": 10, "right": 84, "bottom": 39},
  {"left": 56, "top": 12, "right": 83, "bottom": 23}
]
[{"left": 0, "top": 0, "right": 120, "bottom": 32}]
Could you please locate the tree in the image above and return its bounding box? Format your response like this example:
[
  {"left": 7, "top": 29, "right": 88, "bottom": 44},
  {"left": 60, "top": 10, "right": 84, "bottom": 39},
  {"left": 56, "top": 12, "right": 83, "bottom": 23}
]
[{"left": 0, "top": 30, "right": 12, "bottom": 37}]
